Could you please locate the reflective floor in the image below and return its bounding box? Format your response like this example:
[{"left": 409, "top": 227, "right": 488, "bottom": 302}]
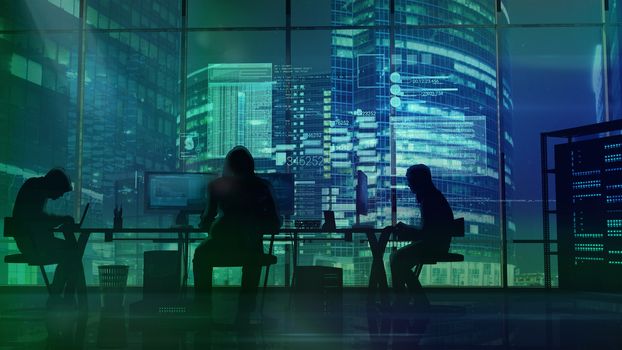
[{"left": 0, "top": 288, "right": 621, "bottom": 349}]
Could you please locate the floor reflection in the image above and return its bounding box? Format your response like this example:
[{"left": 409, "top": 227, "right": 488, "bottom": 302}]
[
  {"left": 45, "top": 302, "right": 87, "bottom": 350},
  {"left": 0, "top": 289, "right": 620, "bottom": 349},
  {"left": 97, "top": 307, "right": 127, "bottom": 348},
  {"left": 366, "top": 301, "right": 430, "bottom": 350}
]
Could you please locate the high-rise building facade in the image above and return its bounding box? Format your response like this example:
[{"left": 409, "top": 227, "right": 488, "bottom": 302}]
[
  {"left": 327, "top": 0, "right": 514, "bottom": 285},
  {"left": 1, "top": 0, "right": 515, "bottom": 287},
  {"left": 186, "top": 63, "right": 274, "bottom": 173},
  {"left": 0, "top": 1, "right": 78, "bottom": 285},
  {"left": 0, "top": 0, "right": 181, "bottom": 285},
  {"left": 184, "top": 1, "right": 514, "bottom": 286}
]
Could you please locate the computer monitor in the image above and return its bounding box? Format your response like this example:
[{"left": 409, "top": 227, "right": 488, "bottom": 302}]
[
  {"left": 356, "top": 170, "right": 368, "bottom": 216},
  {"left": 258, "top": 173, "right": 295, "bottom": 216},
  {"left": 145, "top": 172, "right": 217, "bottom": 212}
]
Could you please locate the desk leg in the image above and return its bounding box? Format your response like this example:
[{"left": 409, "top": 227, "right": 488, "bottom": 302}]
[
  {"left": 177, "top": 232, "right": 188, "bottom": 297},
  {"left": 366, "top": 232, "right": 392, "bottom": 343},
  {"left": 291, "top": 233, "right": 298, "bottom": 287},
  {"left": 76, "top": 232, "right": 90, "bottom": 259},
  {"left": 366, "top": 232, "right": 391, "bottom": 305},
  {"left": 184, "top": 232, "right": 190, "bottom": 296},
  {"left": 367, "top": 232, "right": 379, "bottom": 290},
  {"left": 76, "top": 232, "right": 89, "bottom": 305}
]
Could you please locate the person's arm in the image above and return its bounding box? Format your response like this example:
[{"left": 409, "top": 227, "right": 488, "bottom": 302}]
[
  {"left": 28, "top": 207, "right": 74, "bottom": 236},
  {"left": 393, "top": 222, "right": 424, "bottom": 240},
  {"left": 41, "top": 213, "right": 74, "bottom": 227},
  {"left": 199, "top": 182, "right": 218, "bottom": 231}
]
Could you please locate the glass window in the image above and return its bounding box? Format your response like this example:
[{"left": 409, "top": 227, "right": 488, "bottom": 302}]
[
  {"left": 608, "top": 0, "right": 622, "bottom": 23},
  {"left": 607, "top": 3, "right": 622, "bottom": 118},
  {"left": 79, "top": 29, "right": 181, "bottom": 285},
  {"left": 189, "top": 0, "right": 285, "bottom": 28},
  {"left": 0, "top": 32, "right": 79, "bottom": 286},
  {"left": 0, "top": 0, "right": 616, "bottom": 288},
  {"left": 395, "top": 0, "right": 496, "bottom": 26},
  {"left": 0, "top": 0, "right": 80, "bottom": 31},
  {"left": 85, "top": 0, "right": 181, "bottom": 29},
  {"left": 186, "top": 30, "right": 285, "bottom": 171},
  {"left": 501, "top": 0, "right": 603, "bottom": 25},
  {"left": 501, "top": 26, "right": 604, "bottom": 286},
  {"left": 186, "top": 31, "right": 286, "bottom": 286},
  {"left": 393, "top": 26, "right": 501, "bottom": 286},
  {"left": 292, "top": 0, "right": 332, "bottom": 26}
]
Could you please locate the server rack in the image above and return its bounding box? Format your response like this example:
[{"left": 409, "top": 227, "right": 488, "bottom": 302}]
[{"left": 540, "top": 119, "right": 622, "bottom": 289}]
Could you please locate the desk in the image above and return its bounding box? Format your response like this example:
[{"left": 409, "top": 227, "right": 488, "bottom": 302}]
[{"left": 57, "top": 227, "right": 391, "bottom": 295}]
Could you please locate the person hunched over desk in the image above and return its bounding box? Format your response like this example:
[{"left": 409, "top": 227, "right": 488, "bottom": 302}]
[
  {"left": 11, "top": 168, "right": 87, "bottom": 308},
  {"left": 383, "top": 164, "right": 454, "bottom": 310},
  {"left": 192, "top": 146, "right": 281, "bottom": 317}
]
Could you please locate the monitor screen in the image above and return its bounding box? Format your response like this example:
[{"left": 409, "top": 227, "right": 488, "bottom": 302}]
[
  {"left": 356, "top": 170, "right": 368, "bottom": 216},
  {"left": 258, "top": 173, "right": 295, "bottom": 216},
  {"left": 145, "top": 172, "right": 217, "bottom": 212}
]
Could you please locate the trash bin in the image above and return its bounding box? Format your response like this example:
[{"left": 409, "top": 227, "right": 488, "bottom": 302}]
[{"left": 98, "top": 265, "right": 129, "bottom": 310}]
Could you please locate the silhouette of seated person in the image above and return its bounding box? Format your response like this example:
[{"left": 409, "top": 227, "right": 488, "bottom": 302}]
[
  {"left": 11, "top": 168, "right": 87, "bottom": 307},
  {"left": 193, "top": 146, "right": 280, "bottom": 315},
  {"left": 384, "top": 164, "right": 454, "bottom": 309}
]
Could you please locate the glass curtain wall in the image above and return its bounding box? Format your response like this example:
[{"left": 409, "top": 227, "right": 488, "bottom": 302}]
[
  {"left": 0, "top": 0, "right": 617, "bottom": 287},
  {"left": 501, "top": 0, "right": 607, "bottom": 287}
]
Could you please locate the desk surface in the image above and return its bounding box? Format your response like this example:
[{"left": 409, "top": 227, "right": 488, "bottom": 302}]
[{"left": 64, "top": 227, "right": 384, "bottom": 234}]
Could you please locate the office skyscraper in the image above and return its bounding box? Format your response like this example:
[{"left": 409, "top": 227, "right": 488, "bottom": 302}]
[
  {"left": 328, "top": 0, "right": 514, "bottom": 285},
  {"left": 186, "top": 63, "right": 273, "bottom": 173},
  {"left": 184, "top": 1, "right": 514, "bottom": 286},
  {"left": 0, "top": 0, "right": 181, "bottom": 285}
]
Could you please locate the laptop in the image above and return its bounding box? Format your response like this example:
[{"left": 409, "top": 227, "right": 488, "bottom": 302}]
[
  {"left": 76, "top": 203, "right": 91, "bottom": 255},
  {"left": 78, "top": 203, "right": 90, "bottom": 227}
]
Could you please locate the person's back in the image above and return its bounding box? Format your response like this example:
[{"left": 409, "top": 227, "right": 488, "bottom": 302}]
[
  {"left": 193, "top": 146, "right": 280, "bottom": 316},
  {"left": 12, "top": 173, "right": 72, "bottom": 258},
  {"left": 12, "top": 177, "right": 48, "bottom": 256},
  {"left": 203, "top": 175, "right": 279, "bottom": 249},
  {"left": 418, "top": 186, "right": 454, "bottom": 254}
]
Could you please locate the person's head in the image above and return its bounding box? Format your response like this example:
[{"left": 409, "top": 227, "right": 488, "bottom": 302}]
[
  {"left": 224, "top": 146, "right": 255, "bottom": 176},
  {"left": 406, "top": 164, "right": 434, "bottom": 195},
  {"left": 43, "top": 168, "right": 72, "bottom": 200}
]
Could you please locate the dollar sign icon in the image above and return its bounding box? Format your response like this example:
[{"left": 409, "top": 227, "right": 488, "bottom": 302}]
[{"left": 184, "top": 136, "right": 195, "bottom": 151}]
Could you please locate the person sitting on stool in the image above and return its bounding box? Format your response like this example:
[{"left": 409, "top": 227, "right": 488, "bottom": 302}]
[
  {"left": 193, "top": 146, "right": 280, "bottom": 317},
  {"left": 12, "top": 168, "right": 87, "bottom": 308},
  {"left": 384, "top": 164, "right": 454, "bottom": 309}
]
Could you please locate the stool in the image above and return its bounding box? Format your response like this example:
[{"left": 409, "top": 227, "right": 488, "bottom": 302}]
[
  {"left": 205, "top": 253, "right": 277, "bottom": 288},
  {"left": 413, "top": 252, "right": 465, "bottom": 278},
  {"left": 205, "top": 253, "right": 277, "bottom": 315},
  {"left": 3, "top": 253, "right": 54, "bottom": 294}
]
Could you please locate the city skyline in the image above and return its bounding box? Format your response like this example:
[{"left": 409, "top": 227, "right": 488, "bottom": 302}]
[
  {"left": 180, "top": 0, "right": 514, "bottom": 285},
  {"left": 0, "top": 0, "right": 612, "bottom": 286}
]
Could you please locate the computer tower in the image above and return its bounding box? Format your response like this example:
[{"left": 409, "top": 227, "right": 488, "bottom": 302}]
[
  {"left": 143, "top": 250, "right": 181, "bottom": 298},
  {"left": 291, "top": 266, "right": 343, "bottom": 334}
]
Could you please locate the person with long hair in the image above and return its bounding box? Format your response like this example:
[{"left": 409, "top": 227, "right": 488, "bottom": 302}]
[{"left": 193, "top": 146, "right": 280, "bottom": 316}]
